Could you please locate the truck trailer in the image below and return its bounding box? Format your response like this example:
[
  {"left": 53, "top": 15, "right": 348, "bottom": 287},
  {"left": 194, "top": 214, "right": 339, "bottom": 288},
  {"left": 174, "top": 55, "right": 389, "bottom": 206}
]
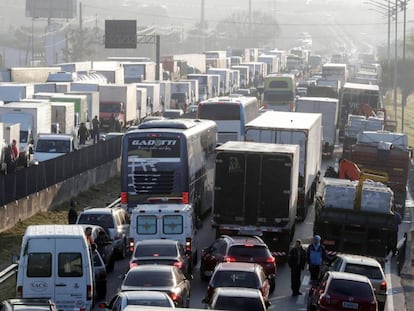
[
  {"left": 213, "top": 141, "right": 299, "bottom": 256},
  {"left": 245, "top": 111, "right": 322, "bottom": 220}
]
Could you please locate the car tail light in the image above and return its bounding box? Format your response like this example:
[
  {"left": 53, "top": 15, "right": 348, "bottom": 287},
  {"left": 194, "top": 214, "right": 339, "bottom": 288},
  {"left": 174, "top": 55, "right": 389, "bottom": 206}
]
[
  {"left": 129, "top": 238, "right": 134, "bottom": 253},
  {"left": 290, "top": 102, "right": 295, "bottom": 111},
  {"left": 319, "top": 293, "right": 330, "bottom": 306},
  {"left": 121, "top": 192, "right": 128, "bottom": 204},
  {"left": 129, "top": 261, "right": 138, "bottom": 269},
  {"left": 87, "top": 284, "right": 93, "bottom": 300},
  {"left": 185, "top": 238, "right": 192, "bottom": 253},
  {"left": 16, "top": 286, "right": 22, "bottom": 298},
  {"left": 169, "top": 291, "right": 181, "bottom": 302},
  {"left": 265, "top": 257, "right": 275, "bottom": 264},
  {"left": 380, "top": 281, "right": 387, "bottom": 291},
  {"left": 224, "top": 256, "right": 236, "bottom": 262},
  {"left": 263, "top": 102, "right": 269, "bottom": 109},
  {"left": 174, "top": 261, "right": 183, "bottom": 269}
]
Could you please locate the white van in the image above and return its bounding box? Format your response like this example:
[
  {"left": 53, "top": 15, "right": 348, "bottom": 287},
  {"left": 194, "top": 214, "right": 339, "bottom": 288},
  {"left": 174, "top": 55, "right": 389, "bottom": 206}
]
[
  {"left": 16, "top": 225, "right": 94, "bottom": 311},
  {"left": 32, "top": 133, "right": 78, "bottom": 164},
  {"left": 129, "top": 197, "right": 198, "bottom": 265}
]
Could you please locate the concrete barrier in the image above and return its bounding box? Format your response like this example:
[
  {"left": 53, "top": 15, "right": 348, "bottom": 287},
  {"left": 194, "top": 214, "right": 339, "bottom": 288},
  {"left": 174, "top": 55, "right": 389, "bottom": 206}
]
[{"left": 0, "top": 158, "right": 120, "bottom": 234}]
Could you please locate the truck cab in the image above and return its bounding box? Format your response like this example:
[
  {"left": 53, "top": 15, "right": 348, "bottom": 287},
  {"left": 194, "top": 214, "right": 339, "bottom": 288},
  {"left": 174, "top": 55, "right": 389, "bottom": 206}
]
[{"left": 129, "top": 196, "right": 198, "bottom": 266}]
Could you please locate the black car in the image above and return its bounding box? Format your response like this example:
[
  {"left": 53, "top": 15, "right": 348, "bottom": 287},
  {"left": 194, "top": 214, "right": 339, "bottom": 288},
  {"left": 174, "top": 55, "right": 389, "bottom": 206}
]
[
  {"left": 120, "top": 265, "right": 191, "bottom": 308},
  {"left": 129, "top": 239, "right": 191, "bottom": 277},
  {"left": 200, "top": 235, "right": 276, "bottom": 292}
]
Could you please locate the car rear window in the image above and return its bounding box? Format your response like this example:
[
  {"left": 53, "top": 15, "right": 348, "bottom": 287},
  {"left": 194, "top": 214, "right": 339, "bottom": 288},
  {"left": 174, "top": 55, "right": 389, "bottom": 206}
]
[
  {"left": 212, "top": 271, "right": 259, "bottom": 288},
  {"left": 228, "top": 245, "right": 270, "bottom": 259},
  {"left": 124, "top": 270, "right": 174, "bottom": 287},
  {"left": 134, "top": 244, "right": 177, "bottom": 257},
  {"left": 329, "top": 279, "right": 374, "bottom": 299},
  {"left": 215, "top": 296, "right": 264, "bottom": 311},
  {"left": 78, "top": 214, "right": 114, "bottom": 229},
  {"left": 344, "top": 264, "right": 383, "bottom": 280}
]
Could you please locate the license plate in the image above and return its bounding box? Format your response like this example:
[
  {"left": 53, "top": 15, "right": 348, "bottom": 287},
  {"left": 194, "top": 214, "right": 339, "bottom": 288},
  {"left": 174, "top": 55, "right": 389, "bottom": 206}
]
[{"left": 342, "top": 301, "right": 359, "bottom": 309}]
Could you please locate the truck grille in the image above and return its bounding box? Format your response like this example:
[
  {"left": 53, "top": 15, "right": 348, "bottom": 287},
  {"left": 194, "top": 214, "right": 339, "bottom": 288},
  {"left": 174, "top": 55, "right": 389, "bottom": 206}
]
[{"left": 133, "top": 171, "right": 175, "bottom": 194}]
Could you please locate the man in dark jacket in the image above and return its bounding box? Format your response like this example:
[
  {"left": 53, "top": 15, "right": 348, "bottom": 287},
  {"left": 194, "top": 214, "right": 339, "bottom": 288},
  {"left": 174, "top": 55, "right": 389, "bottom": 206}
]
[{"left": 288, "top": 239, "right": 307, "bottom": 296}]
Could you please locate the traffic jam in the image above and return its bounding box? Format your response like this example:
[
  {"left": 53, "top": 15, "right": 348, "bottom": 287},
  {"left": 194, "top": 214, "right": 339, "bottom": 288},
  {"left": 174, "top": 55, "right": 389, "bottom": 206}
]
[{"left": 0, "top": 1, "right": 412, "bottom": 311}]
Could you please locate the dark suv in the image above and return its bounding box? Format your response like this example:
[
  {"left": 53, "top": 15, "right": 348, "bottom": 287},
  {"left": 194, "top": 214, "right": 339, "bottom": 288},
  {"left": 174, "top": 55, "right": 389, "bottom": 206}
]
[{"left": 200, "top": 235, "right": 276, "bottom": 292}]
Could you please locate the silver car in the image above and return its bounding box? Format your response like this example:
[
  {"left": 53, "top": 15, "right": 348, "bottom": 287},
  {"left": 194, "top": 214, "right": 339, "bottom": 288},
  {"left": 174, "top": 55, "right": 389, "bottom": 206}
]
[{"left": 76, "top": 207, "right": 130, "bottom": 259}]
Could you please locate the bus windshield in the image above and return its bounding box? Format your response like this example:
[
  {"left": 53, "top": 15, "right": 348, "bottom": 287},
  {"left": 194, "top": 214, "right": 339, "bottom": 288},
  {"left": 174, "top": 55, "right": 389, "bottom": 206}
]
[
  {"left": 127, "top": 136, "right": 181, "bottom": 158},
  {"left": 198, "top": 104, "right": 241, "bottom": 120}
]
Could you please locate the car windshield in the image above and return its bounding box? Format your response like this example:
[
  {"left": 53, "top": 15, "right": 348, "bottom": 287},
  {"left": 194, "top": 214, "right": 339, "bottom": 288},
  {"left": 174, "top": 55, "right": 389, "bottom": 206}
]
[
  {"left": 328, "top": 279, "right": 374, "bottom": 299},
  {"left": 134, "top": 244, "right": 177, "bottom": 257},
  {"left": 228, "top": 245, "right": 270, "bottom": 259},
  {"left": 124, "top": 270, "right": 174, "bottom": 287},
  {"left": 344, "top": 264, "right": 383, "bottom": 280},
  {"left": 214, "top": 296, "right": 264, "bottom": 311},
  {"left": 77, "top": 214, "right": 114, "bottom": 229},
  {"left": 212, "top": 271, "right": 259, "bottom": 288}
]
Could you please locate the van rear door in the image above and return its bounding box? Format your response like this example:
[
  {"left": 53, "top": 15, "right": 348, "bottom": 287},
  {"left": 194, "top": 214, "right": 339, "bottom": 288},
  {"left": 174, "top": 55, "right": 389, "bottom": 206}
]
[
  {"left": 20, "top": 238, "right": 55, "bottom": 299},
  {"left": 55, "top": 238, "right": 91, "bottom": 310}
]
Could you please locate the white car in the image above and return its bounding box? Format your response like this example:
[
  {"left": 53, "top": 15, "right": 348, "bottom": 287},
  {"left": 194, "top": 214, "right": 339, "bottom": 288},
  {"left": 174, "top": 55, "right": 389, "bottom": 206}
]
[
  {"left": 329, "top": 254, "right": 387, "bottom": 310},
  {"left": 99, "top": 291, "right": 175, "bottom": 310},
  {"left": 32, "top": 133, "right": 77, "bottom": 163}
]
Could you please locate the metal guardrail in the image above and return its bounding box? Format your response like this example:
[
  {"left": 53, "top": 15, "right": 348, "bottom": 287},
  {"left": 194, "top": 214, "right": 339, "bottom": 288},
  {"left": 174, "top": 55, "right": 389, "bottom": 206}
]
[
  {"left": 0, "top": 263, "right": 18, "bottom": 284},
  {"left": 0, "top": 197, "right": 122, "bottom": 288}
]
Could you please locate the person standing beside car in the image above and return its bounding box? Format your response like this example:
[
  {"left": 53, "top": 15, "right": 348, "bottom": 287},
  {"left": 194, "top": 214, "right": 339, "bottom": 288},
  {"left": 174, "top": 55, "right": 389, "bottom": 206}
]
[
  {"left": 288, "top": 239, "right": 307, "bottom": 296},
  {"left": 307, "top": 235, "right": 327, "bottom": 283},
  {"left": 92, "top": 115, "right": 101, "bottom": 144}
]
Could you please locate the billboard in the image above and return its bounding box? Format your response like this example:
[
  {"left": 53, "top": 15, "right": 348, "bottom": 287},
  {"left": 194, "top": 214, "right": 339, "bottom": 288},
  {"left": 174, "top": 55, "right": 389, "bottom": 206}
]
[
  {"left": 26, "top": 0, "right": 77, "bottom": 19},
  {"left": 105, "top": 20, "right": 137, "bottom": 49}
]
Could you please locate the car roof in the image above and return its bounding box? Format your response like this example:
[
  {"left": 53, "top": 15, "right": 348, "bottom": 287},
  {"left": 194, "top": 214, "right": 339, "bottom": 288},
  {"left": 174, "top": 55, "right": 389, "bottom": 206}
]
[
  {"left": 223, "top": 235, "right": 266, "bottom": 246},
  {"left": 214, "top": 287, "right": 263, "bottom": 298},
  {"left": 128, "top": 264, "right": 175, "bottom": 272},
  {"left": 329, "top": 271, "right": 371, "bottom": 283},
  {"left": 119, "top": 290, "right": 172, "bottom": 299},
  {"left": 216, "top": 262, "right": 260, "bottom": 271},
  {"left": 336, "top": 254, "right": 382, "bottom": 267},
  {"left": 136, "top": 239, "right": 179, "bottom": 245},
  {"left": 79, "top": 207, "right": 120, "bottom": 214}
]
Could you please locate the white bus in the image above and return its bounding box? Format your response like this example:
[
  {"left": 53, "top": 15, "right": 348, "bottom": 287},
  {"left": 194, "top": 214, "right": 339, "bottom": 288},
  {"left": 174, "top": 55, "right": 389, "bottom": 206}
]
[
  {"left": 197, "top": 96, "right": 259, "bottom": 144},
  {"left": 322, "top": 63, "right": 348, "bottom": 87}
]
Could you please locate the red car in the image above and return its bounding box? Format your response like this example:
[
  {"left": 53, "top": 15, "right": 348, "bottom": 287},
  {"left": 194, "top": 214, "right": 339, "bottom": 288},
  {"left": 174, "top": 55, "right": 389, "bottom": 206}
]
[
  {"left": 200, "top": 235, "right": 276, "bottom": 292},
  {"left": 307, "top": 271, "right": 378, "bottom": 311},
  {"left": 202, "top": 262, "right": 271, "bottom": 307}
]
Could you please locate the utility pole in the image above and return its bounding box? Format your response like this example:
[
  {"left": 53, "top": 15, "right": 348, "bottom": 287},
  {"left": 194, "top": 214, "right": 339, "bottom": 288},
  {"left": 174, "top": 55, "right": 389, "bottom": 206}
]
[
  {"left": 387, "top": 0, "right": 391, "bottom": 90},
  {"left": 401, "top": 0, "right": 407, "bottom": 132},
  {"left": 393, "top": 0, "right": 398, "bottom": 122},
  {"left": 79, "top": 2, "right": 83, "bottom": 61},
  {"left": 249, "top": 0, "right": 252, "bottom": 34},
  {"left": 200, "top": 0, "right": 205, "bottom": 52}
]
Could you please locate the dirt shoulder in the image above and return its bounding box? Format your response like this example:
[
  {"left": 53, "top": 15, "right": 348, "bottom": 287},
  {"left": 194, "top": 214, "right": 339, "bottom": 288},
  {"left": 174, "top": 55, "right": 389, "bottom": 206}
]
[{"left": 0, "top": 175, "right": 121, "bottom": 270}]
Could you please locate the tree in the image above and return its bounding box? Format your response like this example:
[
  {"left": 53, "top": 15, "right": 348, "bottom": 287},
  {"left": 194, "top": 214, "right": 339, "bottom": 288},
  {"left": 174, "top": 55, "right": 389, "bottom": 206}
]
[{"left": 62, "top": 25, "right": 103, "bottom": 62}]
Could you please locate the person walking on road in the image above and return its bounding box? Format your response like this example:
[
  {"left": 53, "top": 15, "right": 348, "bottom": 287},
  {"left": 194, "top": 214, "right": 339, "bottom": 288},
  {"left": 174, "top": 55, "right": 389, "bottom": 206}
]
[
  {"left": 92, "top": 115, "right": 101, "bottom": 144},
  {"left": 288, "top": 239, "right": 307, "bottom": 296},
  {"left": 307, "top": 235, "right": 327, "bottom": 283},
  {"left": 78, "top": 122, "right": 89, "bottom": 145}
]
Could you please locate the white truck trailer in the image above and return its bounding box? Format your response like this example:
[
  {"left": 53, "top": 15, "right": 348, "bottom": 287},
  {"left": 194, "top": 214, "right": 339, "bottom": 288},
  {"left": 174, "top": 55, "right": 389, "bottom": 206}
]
[
  {"left": 245, "top": 111, "right": 322, "bottom": 221},
  {"left": 295, "top": 97, "right": 339, "bottom": 157},
  {"left": 0, "top": 102, "right": 51, "bottom": 167},
  {"left": 99, "top": 84, "right": 137, "bottom": 128}
]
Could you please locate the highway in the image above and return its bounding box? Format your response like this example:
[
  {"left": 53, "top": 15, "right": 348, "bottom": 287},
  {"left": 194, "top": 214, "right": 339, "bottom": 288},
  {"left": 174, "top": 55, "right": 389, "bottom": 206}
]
[{"left": 96, "top": 147, "right": 410, "bottom": 311}]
